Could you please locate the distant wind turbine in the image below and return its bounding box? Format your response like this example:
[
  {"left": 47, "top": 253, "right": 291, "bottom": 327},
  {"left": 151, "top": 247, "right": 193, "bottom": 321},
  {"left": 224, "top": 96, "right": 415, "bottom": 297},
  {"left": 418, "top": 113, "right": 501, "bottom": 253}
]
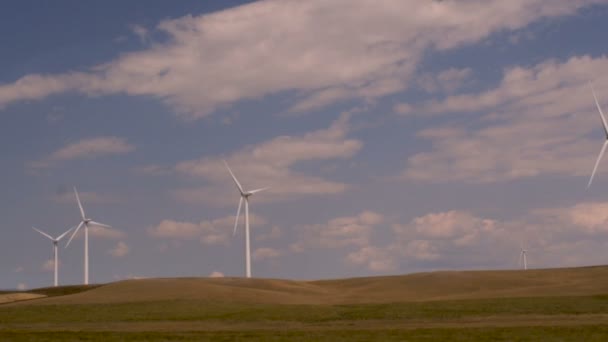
[
  {"left": 65, "top": 187, "right": 112, "bottom": 285},
  {"left": 587, "top": 82, "right": 608, "bottom": 188},
  {"left": 224, "top": 160, "right": 268, "bottom": 278},
  {"left": 518, "top": 241, "right": 528, "bottom": 270},
  {"left": 32, "top": 226, "right": 73, "bottom": 287}
]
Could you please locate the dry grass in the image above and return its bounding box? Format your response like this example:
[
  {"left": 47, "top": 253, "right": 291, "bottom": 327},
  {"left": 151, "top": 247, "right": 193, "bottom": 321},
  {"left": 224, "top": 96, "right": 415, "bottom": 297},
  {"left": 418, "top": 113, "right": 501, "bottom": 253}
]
[
  {"left": 2, "top": 266, "right": 608, "bottom": 341},
  {"left": 0, "top": 293, "right": 45, "bottom": 304},
  {"left": 12, "top": 265, "right": 608, "bottom": 306}
]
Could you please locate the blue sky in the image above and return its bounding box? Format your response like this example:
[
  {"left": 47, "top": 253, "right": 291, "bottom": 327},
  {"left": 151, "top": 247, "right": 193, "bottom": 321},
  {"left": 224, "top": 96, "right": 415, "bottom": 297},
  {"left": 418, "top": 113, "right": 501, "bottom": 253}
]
[{"left": 3, "top": 0, "right": 608, "bottom": 290}]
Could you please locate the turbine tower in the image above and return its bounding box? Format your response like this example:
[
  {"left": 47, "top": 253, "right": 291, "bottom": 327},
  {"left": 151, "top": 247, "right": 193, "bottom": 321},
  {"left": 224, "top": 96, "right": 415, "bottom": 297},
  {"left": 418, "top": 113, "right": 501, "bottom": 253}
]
[
  {"left": 65, "top": 187, "right": 112, "bottom": 285},
  {"left": 224, "top": 160, "right": 268, "bottom": 278},
  {"left": 587, "top": 83, "right": 608, "bottom": 188},
  {"left": 518, "top": 242, "right": 528, "bottom": 270},
  {"left": 32, "top": 226, "right": 73, "bottom": 287}
]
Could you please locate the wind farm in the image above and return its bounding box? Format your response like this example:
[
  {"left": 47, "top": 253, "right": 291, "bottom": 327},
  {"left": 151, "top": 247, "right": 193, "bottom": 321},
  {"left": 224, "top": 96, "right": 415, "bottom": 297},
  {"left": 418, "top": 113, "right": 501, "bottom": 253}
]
[
  {"left": 3, "top": 87, "right": 606, "bottom": 341},
  {"left": 3, "top": 1, "right": 608, "bottom": 341}
]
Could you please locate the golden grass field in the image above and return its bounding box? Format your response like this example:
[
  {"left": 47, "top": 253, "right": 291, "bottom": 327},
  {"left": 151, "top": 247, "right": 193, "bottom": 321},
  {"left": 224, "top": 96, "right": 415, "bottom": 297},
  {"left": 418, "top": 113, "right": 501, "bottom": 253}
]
[{"left": 1, "top": 266, "right": 608, "bottom": 341}]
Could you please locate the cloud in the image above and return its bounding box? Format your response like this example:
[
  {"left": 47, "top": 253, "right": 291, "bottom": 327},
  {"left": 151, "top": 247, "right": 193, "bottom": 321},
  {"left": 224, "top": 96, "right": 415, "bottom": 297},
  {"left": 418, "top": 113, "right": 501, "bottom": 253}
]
[
  {"left": 403, "top": 55, "right": 608, "bottom": 183},
  {"left": 290, "top": 210, "right": 384, "bottom": 252},
  {"left": 113, "top": 274, "right": 147, "bottom": 280},
  {"left": 31, "top": 137, "right": 135, "bottom": 169},
  {"left": 393, "top": 102, "right": 414, "bottom": 116},
  {"left": 130, "top": 24, "right": 149, "bottom": 43},
  {"left": 1, "top": 1, "right": 601, "bottom": 118},
  {"left": 209, "top": 271, "right": 224, "bottom": 278},
  {"left": 72, "top": 225, "right": 126, "bottom": 240},
  {"left": 132, "top": 164, "right": 172, "bottom": 176},
  {"left": 391, "top": 210, "right": 507, "bottom": 263},
  {"left": 173, "top": 113, "right": 362, "bottom": 205},
  {"left": 16, "top": 283, "right": 27, "bottom": 291},
  {"left": 406, "top": 210, "right": 497, "bottom": 242},
  {"left": 531, "top": 201, "right": 608, "bottom": 235},
  {"left": 148, "top": 214, "right": 268, "bottom": 246},
  {"left": 108, "top": 241, "right": 130, "bottom": 257},
  {"left": 42, "top": 259, "right": 56, "bottom": 272},
  {"left": 416, "top": 67, "right": 473, "bottom": 94},
  {"left": 256, "top": 226, "right": 283, "bottom": 241},
  {"left": 345, "top": 201, "right": 608, "bottom": 272},
  {"left": 253, "top": 247, "right": 281, "bottom": 261},
  {"left": 14, "top": 266, "right": 23, "bottom": 273},
  {"left": 346, "top": 246, "right": 396, "bottom": 272}
]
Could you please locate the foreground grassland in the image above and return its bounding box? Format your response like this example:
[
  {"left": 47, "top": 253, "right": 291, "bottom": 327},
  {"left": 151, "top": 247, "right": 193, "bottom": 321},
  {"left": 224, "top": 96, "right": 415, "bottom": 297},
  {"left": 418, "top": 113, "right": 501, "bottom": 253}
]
[{"left": 1, "top": 266, "right": 608, "bottom": 341}]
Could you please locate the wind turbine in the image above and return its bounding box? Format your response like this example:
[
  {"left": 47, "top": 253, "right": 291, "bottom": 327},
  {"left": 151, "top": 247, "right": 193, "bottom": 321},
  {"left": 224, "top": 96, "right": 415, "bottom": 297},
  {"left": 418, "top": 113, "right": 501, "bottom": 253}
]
[
  {"left": 65, "top": 187, "right": 112, "bottom": 285},
  {"left": 587, "top": 83, "right": 608, "bottom": 188},
  {"left": 224, "top": 160, "right": 268, "bottom": 278},
  {"left": 32, "top": 226, "right": 74, "bottom": 287},
  {"left": 518, "top": 241, "right": 528, "bottom": 270}
]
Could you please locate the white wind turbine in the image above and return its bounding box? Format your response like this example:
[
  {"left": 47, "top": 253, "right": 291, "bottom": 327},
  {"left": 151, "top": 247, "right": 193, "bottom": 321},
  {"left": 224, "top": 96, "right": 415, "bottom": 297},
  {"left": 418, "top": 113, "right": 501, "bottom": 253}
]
[
  {"left": 518, "top": 241, "right": 528, "bottom": 270},
  {"left": 32, "top": 226, "right": 74, "bottom": 287},
  {"left": 224, "top": 160, "right": 268, "bottom": 278},
  {"left": 587, "top": 83, "right": 608, "bottom": 188},
  {"left": 65, "top": 187, "right": 112, "bottom": 285}
]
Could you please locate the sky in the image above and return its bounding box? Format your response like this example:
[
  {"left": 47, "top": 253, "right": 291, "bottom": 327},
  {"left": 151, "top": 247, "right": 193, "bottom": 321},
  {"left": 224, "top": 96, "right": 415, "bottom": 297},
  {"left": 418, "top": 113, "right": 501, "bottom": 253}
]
[{"left": 3, "top": 0, "right": 608, "bottom": 290}]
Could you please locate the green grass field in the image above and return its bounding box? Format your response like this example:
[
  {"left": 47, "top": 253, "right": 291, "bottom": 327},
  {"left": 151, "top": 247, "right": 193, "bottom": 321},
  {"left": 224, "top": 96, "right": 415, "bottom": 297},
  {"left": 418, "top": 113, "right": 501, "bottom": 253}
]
[{"left": 1, "top": 266, "right": 608, "bottom": 341}]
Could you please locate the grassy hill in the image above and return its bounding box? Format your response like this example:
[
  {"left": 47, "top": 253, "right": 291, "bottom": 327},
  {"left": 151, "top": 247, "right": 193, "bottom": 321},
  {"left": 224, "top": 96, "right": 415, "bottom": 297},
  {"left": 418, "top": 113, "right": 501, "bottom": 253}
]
[
  {"left": 10, "top": 265, "right": 608, "bottom": 306},
  {"left": 2, "top": 266, "right": 608, "bottom": 341}
]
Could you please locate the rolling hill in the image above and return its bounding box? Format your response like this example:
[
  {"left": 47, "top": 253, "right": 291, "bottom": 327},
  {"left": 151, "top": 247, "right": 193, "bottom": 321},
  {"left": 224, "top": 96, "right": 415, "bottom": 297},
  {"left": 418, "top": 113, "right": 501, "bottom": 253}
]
[{"left": 10, "top": 265, "right": 608, "bottom": 306}]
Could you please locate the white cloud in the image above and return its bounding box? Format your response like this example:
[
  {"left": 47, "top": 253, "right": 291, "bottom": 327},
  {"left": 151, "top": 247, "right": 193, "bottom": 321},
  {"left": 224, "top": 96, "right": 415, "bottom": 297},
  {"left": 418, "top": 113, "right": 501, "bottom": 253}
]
[
  {"left": 130, "top": 24, "right": 149, "bottom": 43},
  {"left": 256, "top": 226, "right": 283, "bottom": 241},
  {"left": 291, "top": 210, "right": 384, "bottom": 252},
  {"left": 173, "top": 113, "right": 362, "bottom": 205},
  {"left": 253, "top": 247, "right": 281, "bottom": 261},
  {"left": 346, "top": 246, "right": 396, "bottom": 272},
  {"left": 391, "top": 210, "right": 507, "bottom": 262},
  {"left": 31, "top": 137, "right": 135, "bottom": 169},
  {"left": 17, "top": 283, "right": 27, "bottom": 291},
  {"left": 531, "top": 201, "right": 608, "bottom": 235},
  {"left": 403, "top": 55, "right": 608, "bottom": 183},
  {"left": 209, "top": 271, "right": 224, "bottom": 278},
  {"left": 344, "top": 201, "right": 608, "bottom": 272},
  {"left": 416, "top": 67, "right": 473, "bottom": 94},
  {"left": 72, "top": 225, "right": 126, "bottom": 240},
  {"left": 393, "top": 102, "right": 414, "bottom": 116},
  {"left": 148, "top": 214, "right": 267, "bottom": 246},
  {"left": 108, "top": 241, "right": 130, "bottom": 257},
  {"left": 113, "top": 274, "right": 147, "bottom": 280},
  {"left": 42, "top": 259, "right": 56, "bottom": 272},
  {"left": 1, "top": 1, "right": 601, "bottom": 118}
]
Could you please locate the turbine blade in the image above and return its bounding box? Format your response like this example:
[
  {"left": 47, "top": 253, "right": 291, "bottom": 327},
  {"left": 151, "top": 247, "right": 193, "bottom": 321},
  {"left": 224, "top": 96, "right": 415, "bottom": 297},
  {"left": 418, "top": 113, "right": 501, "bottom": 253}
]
[
  {"left": 591, "top": 82, "right": 608, "bottom": 138},
  {"left": 233, "top": 197, "right": 243, "bottom": 236},
  {"left": 56, "top": 226, "right": 76, "bottom": 241},
  {"left": 65, "top": 221, "right": 84, "bottom": 248},
  {"left": 74, "top": 187, "right": 86, "bottom": 220},
  {"left": 587, "top": 140, "right": 608, "bottom": 188},
  {"left": 249, "top": 187, "right": 269, "bottom": 195},
  {"left": 223, "top": 160, "right": 244, "bottom": 194},
  {"left": 32, "top": 227, "right": 54, "bottom": 241},
  {"left": 89, "top": 220, "right": 111, "bottom": 229}
]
